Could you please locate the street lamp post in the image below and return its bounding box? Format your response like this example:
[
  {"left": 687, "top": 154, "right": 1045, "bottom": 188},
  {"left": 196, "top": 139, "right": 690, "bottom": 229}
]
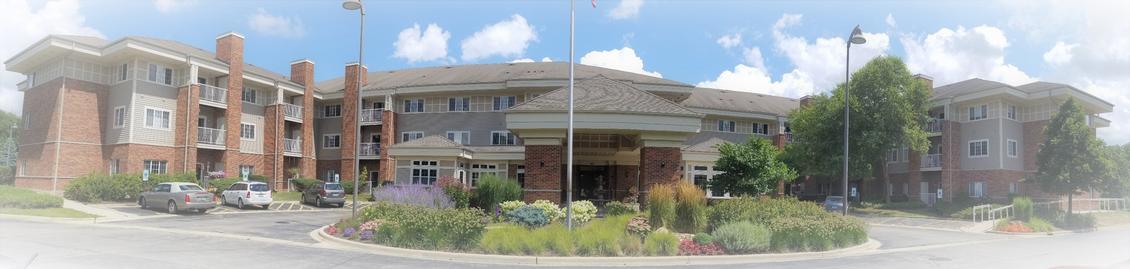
[
  {"left": 843, "top": 25, "right": 866, "bottom": 216},
  {"left": 343, "top": 0, "right": 365, "bottom": 218}
]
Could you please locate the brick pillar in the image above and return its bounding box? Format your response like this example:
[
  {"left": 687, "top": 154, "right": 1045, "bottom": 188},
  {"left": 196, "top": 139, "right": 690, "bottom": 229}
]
[
  {"left": 290, "top": 59, "right": 317, "bottom": 180},
  {"left": 939, "top": 120, "right": 962, "bottom": 202},
  {"left": 640, "top": 146, "right": 681, "bottom": 191},
  {"left": 907, "top": 150, "right": 922, "bottom": 199},
  {"left": 524, "top": 145, "right": 562, "bottom": 203},
  {"left": 174, "top": 84, "right": 200, "bottom": 174},
  {"left": 378, "top": 109, "right": 397, "bottom": 183},
  {"left": 217, "top": 32, "right": 245, "bottom": 176},
  {"left": 263, "top": 104, "right": 284, "bottom": 189},
  {"left": 340, "top": 63, "right": 367, "bottom": 181}
]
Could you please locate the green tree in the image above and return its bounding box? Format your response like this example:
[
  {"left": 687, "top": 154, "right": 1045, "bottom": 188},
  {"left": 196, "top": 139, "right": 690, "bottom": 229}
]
[
  {"left": 784, "top": 56, "right": 930, "bottom": 202},
  {"left": 711, "top": 137, "right": 797, "bottom": 196},
  {"left": 1032, "top": 98, "right": 1111, "bottom": 215},
  {"left": 1105, "top": 144, "right": 1130, "bottom": 198},
  {"left": 0, "top": 111, "right": 19, "bottom": 185}
]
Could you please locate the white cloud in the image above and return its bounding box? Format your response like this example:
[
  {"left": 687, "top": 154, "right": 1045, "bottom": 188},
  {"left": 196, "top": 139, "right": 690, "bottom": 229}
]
[
  {"left": 0, "top": 0, "right": 103, "bottom": 116},
  {"left": 580, "top": 47, "right": 662, "bottom": 78},
  {"left": 1042, "top": 41, "right": 1077, "bottom": 66},
  {"left": 460, "top": 14, "right": 538, "bottom": 61},
  {"left": 247, "top": 8, "right": 305, "bottom": 38},
  {"left": 771, "top": 14, "right": 890, "bottom": 92},
  {"left": 608, "top": 0, "right": 644, "bottom": 20},
  {"left": 153, "top": 0, "right": 195, "bottom": 13},
  {"left": 696, "top": 63, "right": 815, "bottom": 98},
  {"left": 885, "top": 13, "right": 897, "bottom": 28},
  {"left": 901, "top": 25, "right": 1034, "bottom": 86},
  {"left": 541, "top": 57, "right": 553, "bottom": 62},
  {"left": 742, "top": 47, "right": 766, "bottom": 70},
  {"left": 716, "top": 33, "right": 742, "bottom": 49},
  {"left": 509, "top": 58, "right": 534, "bottom": 63},
  {"left": 392, "top": 23, "right": 450, "bottom": 63}
]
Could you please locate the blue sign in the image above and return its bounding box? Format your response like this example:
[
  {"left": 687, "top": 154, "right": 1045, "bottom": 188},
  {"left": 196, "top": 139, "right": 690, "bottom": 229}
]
[{"left": 142, "top": 169, "right": 150, "bottom": 181}]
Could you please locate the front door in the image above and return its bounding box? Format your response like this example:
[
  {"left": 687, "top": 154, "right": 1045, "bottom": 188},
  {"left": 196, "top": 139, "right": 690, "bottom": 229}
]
[
  {"left": 920, "top": 182, "right": 930, "bottom": 204},
  {"left": 575, "top": 166, "right": 610, "bottom": 202}
]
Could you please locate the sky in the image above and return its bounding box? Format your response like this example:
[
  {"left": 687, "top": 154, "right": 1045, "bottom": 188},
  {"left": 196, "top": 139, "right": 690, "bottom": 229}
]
[{"left": 0, "top": 0, "right": 1127, "bottom": 144}]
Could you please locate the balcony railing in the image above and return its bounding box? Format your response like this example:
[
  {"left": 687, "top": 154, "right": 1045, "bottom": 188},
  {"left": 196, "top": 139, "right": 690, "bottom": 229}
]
[
  {"left": 284, "top": 138, "right": 301, "bottom": 155},
  {"left": 198, "top": 127, "right": 225, "bottom": 146},
  {"left": 359, "top": 142, "right": 380, "bottom": 157},
  {"left": 283, "top": 103, "right": 303, "bottom": 120},
  {"left": 360, "top": 109, "right": 382, "bottom": 124},
  {"left": 199, "top": 84, "right": 228, "bottom": 105},
  {"left": 925, "top": 118, "right": 945, "bottom": 133},
  {"left": 785, "top": 133, "right": 793, "bottom": 143},
  {"left": 921, "top": 154, "right": 943, "bottom": 169}
]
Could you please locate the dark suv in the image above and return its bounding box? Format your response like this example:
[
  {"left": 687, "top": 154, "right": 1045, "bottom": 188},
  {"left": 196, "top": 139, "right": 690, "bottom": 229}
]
[{"left": 301, "top": 182, "right": 346, "bottom": 207}]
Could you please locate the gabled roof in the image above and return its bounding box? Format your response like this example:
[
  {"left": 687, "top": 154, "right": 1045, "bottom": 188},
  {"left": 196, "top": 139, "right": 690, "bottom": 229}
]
[
  {"left": 508, "top": 75, "right": 701, "bottom": 117},
  {"left": 388, "top": 135, "right": 461, "bottom": 149},
  {"left": 930, "top": 78, "right": 1013, "bottom": 100},
  {"left": 682, "top": 138, "right": 732, "bottom": 153},
  {"left": 1015, "top": 81, "right": 1070, "bottom": 93},
  {"left": 313, "top": 62, "right": 690, "bottom": 94},
  {"left": 682, "top": 87, "right": 799, "bottom": 116}
]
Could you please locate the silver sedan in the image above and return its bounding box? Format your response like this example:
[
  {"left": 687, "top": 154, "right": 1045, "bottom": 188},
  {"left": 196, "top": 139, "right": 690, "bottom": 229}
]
[{"left": 139, "top": 182, "right": 216, "bottom": 214}]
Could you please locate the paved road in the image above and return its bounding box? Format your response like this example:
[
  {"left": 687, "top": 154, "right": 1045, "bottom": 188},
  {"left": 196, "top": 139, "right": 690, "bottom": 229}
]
[{"left": 2, "top": 212, "right": 1128, "bottom": 269}]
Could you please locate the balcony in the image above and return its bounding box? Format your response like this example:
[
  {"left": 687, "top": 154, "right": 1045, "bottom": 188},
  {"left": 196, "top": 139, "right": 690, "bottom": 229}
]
[
  {"left": 921, "top": 154, "right": 942, "bottom": 170},
  {"left": 360, "top": 109, "right": 382, "bottom": 125},
  {"left": 359, "top": 142, "right": 380, "bottom": 159},
  {"left": 785, "top": 133, "right": 793, "bottom": 143},
  {"left": 197, "top": 127, "right": 225, "bottom": 149},
  {"left": 199, "top": 84, "right": 228, "bottom": 108},
  {"left": 283, "top": 138, "right": 301, "bottom": 157},
  {"left": 283, "top": 103, "right": 303, "bottom": 123},
  {"left": 925, "top": 119, "right": 944, "bottom": 135}
]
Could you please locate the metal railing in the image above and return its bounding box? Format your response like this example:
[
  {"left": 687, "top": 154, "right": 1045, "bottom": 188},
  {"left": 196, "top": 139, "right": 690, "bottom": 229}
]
[
  {"left": 284, "top": 138, "right": 301, "bottom": 154},
  {"left": 925, "top": 118, "right": 944, "bottom": 133},
  {"left": 359, "top": 142, "right": 380, "bottom": 156},
  {"left": 283, "top": 103, "right": 303, "bottom": 119},
  {"left": 972, "top": 204, "right": 1013, "bottom": 222},
  {"left": 921, "top": 154, "right": 943, "bottom": 169},
  {"left": 360, "top": 109, "right": 382, "bottom": 124},
  {"left": 199, "top": 84, "right": 228, "bottom": 104},
  {"left": 1034, "top": 198, "right": 1128, "bottom": 213},
  {"left": 197, "top": 127, "right": 225, "bottom": 146},
  {"left": 785, "top": 133, "right": 793, "bottom": 143}
]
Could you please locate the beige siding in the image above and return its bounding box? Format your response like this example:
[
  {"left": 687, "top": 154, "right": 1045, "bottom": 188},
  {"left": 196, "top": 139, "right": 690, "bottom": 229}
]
[
  {"left": 131, "top": 81, "right": 178, "bottom": 146},
  {"left": 104, "top": 82, "right": 133, "bottom": 144},
  {"left": 240, "top": 113, "right": 265, "bottom": 154}
]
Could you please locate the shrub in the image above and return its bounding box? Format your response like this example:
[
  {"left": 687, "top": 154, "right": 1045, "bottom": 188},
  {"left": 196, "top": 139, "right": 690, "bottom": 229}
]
[
  {"left": 626, "top": 216, "right": 651, "bottom": 238},
  {"left": 575, "top": 215, "right": 631, "bottom": 256},
  {"left": 647, "top": 184, "right": 676, "bottom": 228},
  {"left": 361, "top": 202, "right": 486, "bottom": 250},
  {"left": 65, "top": 173, "right": 197, "bottom": 203},
  {"left": 206, "top": 178, "right": 238, "bottom": 195},
  {"left": 604, "top": 201, "right": 638, "bottom": 216},
  {"left": 567, "top": 200, "right": 598, "bottom": 224},
  {"left": 341, "top": 180, "right": 356, "bottom": 195},
  {"left": 507, "top": 205, "right": 550, "bottom": 228},
  {"left": 530, "top": 200, "right": 564, "bottom": 223},
  {"left": 472, "top": 175, "right": 523, "bottom": 213},
  {"left": 678, "top": 239, "right": 725, "bottom": 256},
  {"left": 0, "top": 186, "right": 63, "bottom": 209},
  {"left": 249, "top": 175, "right": 269, "bottom": 184},
  {"left": 535, "top": 224, "right": 575, "bottom": 256},
  {"left": 673, "top": 181, "right": 708, "bottom": 233},
  {"left": 709, "top": 197, "right": 829, "bottom": 231},
  {"left": 708, "top": 197, "right": 757, "bottom": 231},
  {"left": 711, "top": 221, "right": 770, "bottom": 254},
  {"left": 766, "top": 214, "right": 868, "bottom": 252},
  {"left": 1027, "top": 217, "right": 1055, "bottom": 232},
  {"left": 1063, "top": 213, "right": 1097, "bottom": 230},
  {"left": 1013, "top": 196, "right": 1034, "bottom": 222},
  {"left": 643, "top": 230, "right": 679, "bottom": 256},
  {"left": 438, "top": 176, "right": 471, "bottom": 208},
  {"left": 480, "top": 225, "right": 529, "bottom": 255},
  {"left": 620, "top": 235, "right": 644, "bottom": 256},
  {"left": 292, "top": 178, "right": 320, "bottom": 191},
  {"left": 371, "top": 185, "right": 454, "bottom": 209},
  {"left": 692, "top": 233, "right": 714, "bottom": 245},
  {"left": 499, "top": 200, "right": 527, "bottom": 220}
]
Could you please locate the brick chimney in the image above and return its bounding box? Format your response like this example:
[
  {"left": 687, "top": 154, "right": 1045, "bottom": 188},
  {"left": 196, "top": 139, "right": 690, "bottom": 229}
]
[
  {"left": 216, "top": 32, "right": 244, "bottom": 65},
  {"left": 913, "top": 74, "right": 934, "bottom": 95},
  {"left": 217, "top": 32, "right": 245, "bottom": 177},
  {"left": 290, "top": 59, "right": 317, "bottom": 180},
  {"left": 340, "top": 62, "right": 367, "bottom": 181},
  {"left": 799, "top": 95, "right": 815, "bottom": 108}
]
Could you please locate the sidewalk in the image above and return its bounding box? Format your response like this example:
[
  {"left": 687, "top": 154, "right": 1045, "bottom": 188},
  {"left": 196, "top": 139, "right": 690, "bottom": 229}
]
[
  {"left": 62, "top": 199, "right": 138, "bottom": 220},
  {"left": 856, "top": 215, "right": 991, "bottom": 233}
]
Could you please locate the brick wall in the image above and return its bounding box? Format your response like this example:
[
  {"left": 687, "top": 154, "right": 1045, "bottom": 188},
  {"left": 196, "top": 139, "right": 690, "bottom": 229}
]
[
  {"left": 262, "top": 104, "right": 284, "bottom": 188},
  {"left": 378, "top": 110, "right": 397, "bottom": 183},
  {"left": 612, "top": 165, "right": 639, "bottom": 201},
  {"left": 217, "top": 33, "right": 245, "bottom": 174},
  {"left": 317, "top": 160, "right": 342, "bottom": 181},
  {"left": 173, "top": 84, "right": 200, "bottom": 173},
  {"left": 15, "top": 77, "right": 109, "bottom": 192},
  {"left": 640, "top": 147, "right": 681, "bottom": 191},
  {"left": 340, "top": 64, "right": 367, "bottom": 181},
  {"left": 958, "top": 169, "right": 1029, "bottom": 201},
  {"left": 290, "top": 60, "right": 319, "bottom": 180},
  {"left": 524, "top": 145, "right": 562, "bottom": 203},
  {"left": 1023, "top": 120, "right": 1048, "bottom": 171}
]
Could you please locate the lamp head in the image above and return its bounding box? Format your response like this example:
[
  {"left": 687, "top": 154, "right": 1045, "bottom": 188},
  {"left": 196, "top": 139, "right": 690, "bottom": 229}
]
[
  {"left": 342, "top": 0, "right": 363, "bottom": 11},
  {"left": 849, "top": 25, "right": 867, "bottom": 45}
]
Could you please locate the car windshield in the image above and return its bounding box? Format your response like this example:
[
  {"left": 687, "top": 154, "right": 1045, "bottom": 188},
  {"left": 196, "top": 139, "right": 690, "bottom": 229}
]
[
  {"left": 178, "top": 185, "right": 203, "bottom": 191},
  {"left": 250, "top": 184, "right": 269, "bottom": 192},
  {"left": 324, "top": 184, "right": 342, "bottom": 190}
]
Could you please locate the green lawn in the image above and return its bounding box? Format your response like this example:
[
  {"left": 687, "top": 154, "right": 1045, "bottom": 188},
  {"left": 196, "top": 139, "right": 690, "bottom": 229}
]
[
  {"left": 852, "top": 207, "right": 937, "bottom": 218},
  {"left": 0, "top": 207, "right": 99, "bottom": 218},
  {"left": 1093, "top": 211, "right": 1130, "bottom": 227}
]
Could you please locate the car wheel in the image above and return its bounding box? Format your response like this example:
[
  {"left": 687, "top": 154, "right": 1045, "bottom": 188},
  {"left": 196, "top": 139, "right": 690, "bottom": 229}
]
[
  {"left": 301, "top": 194, "right": 307, "bottom": 204},
  {"left": 220, "top": 195, "right": 227, "bottom": 206},
  {"left": 316, "top": 198, "right": 322, "bottom": 208},
  {"left": 139, "top": 197, "right": 146, "bottom": 209},
  {"left": 167, "top": 201, "right": 177, "bottom": 214},
  {"left": 237, "top": 198, "right": 244, "bottom": 210}
]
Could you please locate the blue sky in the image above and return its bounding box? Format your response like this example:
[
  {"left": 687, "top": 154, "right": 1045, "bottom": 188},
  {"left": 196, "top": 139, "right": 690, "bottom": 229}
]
[{"left": 1, "top": 0, "right": 1128, "bottom": 144}]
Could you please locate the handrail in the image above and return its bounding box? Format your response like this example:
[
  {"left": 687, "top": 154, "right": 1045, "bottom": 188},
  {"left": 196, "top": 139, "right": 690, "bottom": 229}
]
[
  {"left": 360, "top": 109, "right": 382, "bottom": 123},
  {"left": 284, "top": 138, "right": 301, "bottom": 154},
  {"left": 283, "top": 103, "right": 303, "bottom": 119},
  {"left": 198, "top": 84, "right": 228, "bottom": 104},
  {"left": 921, "top": 154, "right": 943, "bottom": 168},
  {"left": 197, "top": 127, "right": 225, "bottom": 145},
  {"left": 973, "top": 204, "right": 1012, "bottom": 223},
  {"left": 359, "top": 142, "right": 380, "bottom": 156},
  {"left": 925, "top": 118, "right": 944, "bottom": 133}
]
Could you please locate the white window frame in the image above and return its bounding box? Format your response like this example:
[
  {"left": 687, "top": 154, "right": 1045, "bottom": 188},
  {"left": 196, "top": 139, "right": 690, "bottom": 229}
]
[
  {"left": 447, "top": 131, "right": 470, "bottom": 145},
  {"left": 148, "top": 63, "right": 158, "bottom": 82},
  {"left": 717, "top": 120, "right": 736, "bottom": 132},
  {"left": 401, "top": 131, "right": 424, "bottom": 142},
  {"left": 119, "top": 63, "right": 128, "bottom": 81},
  {"left": 689, "top": 165, "right": 730, "bottom": 198},
  {"left": 968, "top": 139, "right": 989, "bottom": 158},
  {"left": 239, "top": 165, "right": 254, "bottom": 178},
  {"left": 112, "top": 106, "right": 126, "bottom": 128},
  {"left": 163, "top": 67, "right": 173, "bottom": 85},
  {"left": 1007, "top": 105, "right": 1017, "bottom": 120},
  {"left": 448, "top": 97, "right": 470, "bottom": 112},
  {"left": 1007, "top": 139, "right": 1018, "bottom": 158},
  {"left": 491, "top": 131, "right": 517, "bottom": 145},
  {"left": 404, "top": 99, "right": 425, "bottom": 113},
  {"left": 323, "top": 104, "right": 342, "bottom": 118},
  {"left": 23, "top": 115, "right": 30, "bottom": 129},
  {"left": 143, "top": 160, "right": 168, "bottom": 175},
  {"left": 240, "top": 123, "right": 256, "bottom": 141},
  {"left": 493, "top": 96, "right": 517, "bottom": 111},
  {"left": 968, "top": 104, "right": 988, "bottom": 121},
  {"left": 241, "top": 87, "right": 258, "bottom": 104},
  {"left": 968, "top": 181, "right": 985, "bottom": 198},
  {"left": 1009, "top": 182, "right": 1018, "bottom": 194},
  {"left": 143, "top": 107, "right": 172, "bottom": 130},
  {"left": 469, "top": 163, "right": 499, "bottom": 187},
  {"left": 19, "top": 160, "right": 27, "bottom": 176},
  {"left": 410, "top": 160, "right": 439, "bottom": 185},
  {"left": 322, "top": 134, "right": 341, "bottom": 149},
  {"left": 108, "top": 159, "right": 120, "bottom": 175},
  {"left": 325, "top": 169, "right": 338, "bottom": 182}
]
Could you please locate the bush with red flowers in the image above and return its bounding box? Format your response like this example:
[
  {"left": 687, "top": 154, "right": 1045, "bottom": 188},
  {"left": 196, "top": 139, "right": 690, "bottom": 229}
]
[{"left": 678, "top": 239, "right": 725, "bottom": 256}]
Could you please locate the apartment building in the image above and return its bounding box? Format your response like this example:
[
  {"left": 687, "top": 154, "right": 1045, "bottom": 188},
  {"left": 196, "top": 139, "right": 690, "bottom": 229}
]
[{"left": 5, "top": 33, "right": 1113, "bottom": 204}]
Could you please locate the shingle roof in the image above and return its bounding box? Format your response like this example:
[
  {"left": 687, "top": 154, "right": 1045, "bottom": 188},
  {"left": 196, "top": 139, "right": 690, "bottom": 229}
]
[
  {"left": 930, "top": 78, "right": 1013, "bottom": 100},
  {"left": 507, "top": 75, "right": 701, "bottom": 117},
  {"left": 682, "top": 138, "right": 731, "bottom": 153},
  {"left": 1015, "top": 81, "right": 1070, "bottom": 93},
  {"left": 681, "top": 88, "right": 799, "bottom": 116},
  {"left": 313, "top": 62, "right": 690, "bottom": 94},
  {"left": 389, "top": 135, "right": 461, "bottom": 148}
]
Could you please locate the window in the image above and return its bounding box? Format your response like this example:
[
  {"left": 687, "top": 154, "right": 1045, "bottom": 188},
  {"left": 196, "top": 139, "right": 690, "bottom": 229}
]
[
  {"left": 1009, "top": 182, "right": 1018, "bottom": 194},
  {"left": 887, "top": 149, "right": 899, "bottom": 163},
  {"left": 1007, "top": 105, "right": 1017, "bottom": 120},
  {"left": 491, "top": 131, "right": 516, "bottom": 145},
  {"left": 493, "top": 96, "right": 516, "bottom": 111},
  {"left": 717, "top": 120, "right": 735, "bottom": 132},
  {"left": 469, "top": 164, "right": 499, "bottom": 187},
  {"left": 969, "top": 104, "right": 988, "bottom": 120},
  {"left": 163, "top": 68, "right": 173, "bottom": 85},
  {"left": 374, "top": 102, "right": 385, "bottom": 110},
  {"left": 447, "top": 131, "right": 470, "bottom": 145},
  {"left": 1007, "top": 139, "right": 1018, "bottom": 157},
  {"left": 516, "top": 165, "right": 525, "bottom": 188},
  {"left": 401, "top": 132, "right": 424, "bottom": 142},
  {"left": 144, "top": 108, "right": 171, "bottom": 130},
  {"left": 411, "top": 160, "right": 439, "bottom": 185},
  {"left": 112, "top": 106, "right": 126, "bottom": 128},
  {"left": 325, "top": 170, "right": 338, "bottom": 182},
  {"left": 148, "top": 64, "right": 158, "bottom": 81},
  {"left": 240, "top": 123, "right": 255, "bottom": 140},
  {"left": 242, "top": 87, "right": 257, "bottom": 104},
  {"left": 109, "top": 159, "right": 120, "bottom": 175},
  {"left": 448, "top": 97, "right": 470, "bottom": 112},
  {"left": 969, "top": 140, "right": 989, "bottom": 158},
  {"left": 239, "top": 165, "right": 254, "bottom": 178},
  {"left": 27, "top": 72, "right": 36, "bottom": 87},
  {"left": 323, "top": 104, "right": 342, "bottom": 117},
  {"left": 900, "top": 146, "right": 909, "bottom": 162},
  {"left": 119, "top": 64, "right": 128, "bottom": 81},
  {"left": 322, "top": 134, "right": 341, "bottom": 149},
  {"left": 23, "top": 114, "right": 30, "bottom": 129},
  {"left": 968, "top": 181, "right": 985, "bottom": 198},
  {"left": 19, "top": 160, "right": 26, "bottom": 176},
  {"left": 144, "top": 160, "right": 168, "bottom": 175},
  {"left": 690, "top": 165, "right": 728, "bottom": 198},
  {"left": 404, "top": 99, "right": 425, "bottom": 113}
]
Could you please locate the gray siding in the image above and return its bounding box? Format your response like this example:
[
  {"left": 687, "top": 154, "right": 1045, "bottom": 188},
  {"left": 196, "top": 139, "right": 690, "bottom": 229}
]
[
  {"left": 1002, "top": 119, "right": 1025, "bottom": 170},
  {"left": 239, "top": 113, "right": 265, "bottom": 154},
  {"left": 396, "top": 112, "right": 508, "bottom": 145},
  {"left": 132, "top": 81, "right": 178, "bottom": 146},
  {"left": 959, "top": 119, "right": 999, "bottom": 170},
  {"left": 316, "top": 116, "right": 342, "bottom": 160},
  {"left": 104, "top": 82, "right": 132, "bottom": 144}
]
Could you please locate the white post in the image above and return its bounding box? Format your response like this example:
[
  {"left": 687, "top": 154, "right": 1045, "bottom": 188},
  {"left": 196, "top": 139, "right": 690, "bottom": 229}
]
[{"left": 565, "top": 0, "right": 576, "bottom": 230}]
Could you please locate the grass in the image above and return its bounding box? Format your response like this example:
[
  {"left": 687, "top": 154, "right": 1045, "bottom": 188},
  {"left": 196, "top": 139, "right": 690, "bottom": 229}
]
[
  {"left": 0, "top": 186, "right": 64, "bottom": 209},
  {"left": 1092, "top": 211, "right": 1130, "bottom": 227},
  {"left": 0, "top": 207, "right": 99, "bottom": 218},
  {"left": 851, "top": 207, "right": 936, "bottom": 218}
]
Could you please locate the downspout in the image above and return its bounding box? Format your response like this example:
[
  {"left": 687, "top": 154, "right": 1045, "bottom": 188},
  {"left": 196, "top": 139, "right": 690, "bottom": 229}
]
[
  {"left": 274, "top": 82, "right": 282, "bottom": 189},
  {"left": 53, "top": 42, "right": 76, "bottom": 194},
  {"left": 183, "top": 56, "right": 192, "bottom": 174}
]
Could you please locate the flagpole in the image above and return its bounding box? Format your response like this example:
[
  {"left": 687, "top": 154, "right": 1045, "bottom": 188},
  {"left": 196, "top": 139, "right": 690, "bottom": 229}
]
[{"left": 565, "top": 0, "right": 576, "bottom": 230}]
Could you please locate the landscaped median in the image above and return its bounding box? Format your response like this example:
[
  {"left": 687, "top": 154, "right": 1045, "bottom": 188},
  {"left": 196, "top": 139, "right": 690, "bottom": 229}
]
[
  {"left": 0, "top": 186, "right": 98, "bottom": 219},
  {"left": 313, "top": 180, "right": 877, "bottom": 265}
]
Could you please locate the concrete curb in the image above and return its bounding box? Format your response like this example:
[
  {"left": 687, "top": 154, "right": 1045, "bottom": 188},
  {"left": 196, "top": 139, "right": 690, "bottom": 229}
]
[{"left": 312, "top": 225, "right": 882, "bottom": 266}]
